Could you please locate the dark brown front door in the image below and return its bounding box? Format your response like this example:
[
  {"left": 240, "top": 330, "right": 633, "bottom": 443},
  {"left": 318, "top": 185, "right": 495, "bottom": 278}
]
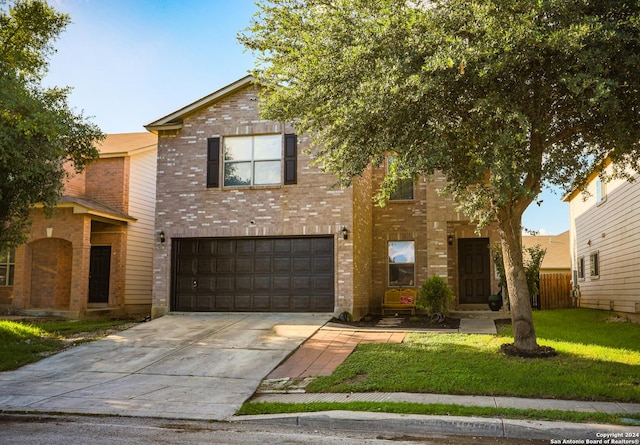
[
  {"left": 458, "top": 238, "right": 491, "bottom": 304},
  {"left": 172, "top": 236, "right": 334, "bottom": 312},
  {"left": 89, "top": 246, "right": 111, "bottom": 303}
]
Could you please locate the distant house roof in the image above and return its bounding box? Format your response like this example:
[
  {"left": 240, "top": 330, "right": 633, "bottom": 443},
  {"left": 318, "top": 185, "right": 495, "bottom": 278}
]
[
  {"left": 522, "top": 231, "right": 570, "bottom": 271},
  {"left": 96, "top": 132, "right": 158, "bottom": 158},
  {"left": 144, "top": 76, "right": 255, "bottom": 133}
]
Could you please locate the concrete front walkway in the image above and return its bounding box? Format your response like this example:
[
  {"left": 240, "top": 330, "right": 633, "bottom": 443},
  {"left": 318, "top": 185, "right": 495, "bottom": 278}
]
[{"left": 0, "top": 313, "right": 329, "bottom": 420}]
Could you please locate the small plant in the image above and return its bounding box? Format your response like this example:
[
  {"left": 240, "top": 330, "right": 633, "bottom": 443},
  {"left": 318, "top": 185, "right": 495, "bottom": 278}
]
[{"left": 417, "top": 275, "right": 455, "bottom": 314}]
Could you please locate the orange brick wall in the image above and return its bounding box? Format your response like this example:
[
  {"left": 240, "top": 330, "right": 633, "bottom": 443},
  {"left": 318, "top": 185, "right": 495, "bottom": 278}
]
[{"left": 85, "top": 157, "right": 129, "bottom": 213}]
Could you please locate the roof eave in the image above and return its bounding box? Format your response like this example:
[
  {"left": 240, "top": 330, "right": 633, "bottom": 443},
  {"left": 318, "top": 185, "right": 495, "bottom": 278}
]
[{"left": 144, "top": 75, "right": 255, "bottom": 133}]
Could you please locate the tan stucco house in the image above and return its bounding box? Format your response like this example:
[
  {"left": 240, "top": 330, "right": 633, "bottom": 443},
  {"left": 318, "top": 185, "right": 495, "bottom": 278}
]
[
  {"left": 564, "top": 159, "right": 640, "bottom": 321},
  {"left": 145, "top": 76, "right": 502, "bottom": 320},
  {"left": 0, "top": 133, "right": 157, "bottom": 318}
]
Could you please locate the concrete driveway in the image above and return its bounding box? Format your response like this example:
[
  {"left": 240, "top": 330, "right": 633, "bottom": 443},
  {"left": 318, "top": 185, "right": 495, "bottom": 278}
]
[{"left": 0, "top": 313, "right": 329, "bottom": 420}]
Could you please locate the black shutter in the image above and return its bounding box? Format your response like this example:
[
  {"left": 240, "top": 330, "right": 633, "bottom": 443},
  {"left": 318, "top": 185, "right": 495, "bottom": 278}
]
[
  {"left": 284, "top": 133, "right": 297, "bottom": 185},
  {"left": 207, "top": 137, "right": 220, "bottom": 188}
]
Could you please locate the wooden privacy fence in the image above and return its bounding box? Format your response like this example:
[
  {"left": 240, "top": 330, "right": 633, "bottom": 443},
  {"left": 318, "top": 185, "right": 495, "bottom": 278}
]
[{"left": 537, "top": 273, "right": 573, "bottom": 310}]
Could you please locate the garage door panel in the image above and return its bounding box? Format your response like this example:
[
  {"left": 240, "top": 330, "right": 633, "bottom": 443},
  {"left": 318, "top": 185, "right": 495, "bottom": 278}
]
[
  {"left": 214, "top": 295, "right": 233, "bottom": 310},
  {"left": 273, "top": 257, "right": 291, "bottom": 272},
  {"left": 272, "top": 295, "right": 292, "bottom": 310},
  {"left": 236, "top": 239, "right": 254, "bottom": 254},
  {"left": 253, "top": 296, "right": 271, "bottom": 310},
  {"left": 216, "top": 258, "right": 234, "bottom": 273},
  {"left": 173, "top": 236, "right": 334, "bottom": 312},
  {"left": 215, "top": 277, "right": 233, "bottom": 291},
  {"left": 293, "top": 258, "right": 312, "bottom": 272},
  {"left": 254, "top": 257, "right": 272, "bottom": 273},
  {"left": 235, "top": 276, "right": 252, "bottom": 291},
  {"left": 235, "top": 257, "right": 253, "bottom": 273},
  {"left": 233, "top": 295, "right": 252, "bottom": 310},
  {"left": 273, "top": 276, "right": 291, "bottom": 290}
]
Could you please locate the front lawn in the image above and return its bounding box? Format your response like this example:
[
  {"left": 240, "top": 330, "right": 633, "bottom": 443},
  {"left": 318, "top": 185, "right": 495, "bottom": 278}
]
[
  {"left": 0, "top": 319, "right": 137, "bottom": 371},
  {"left": 305, "top": 309, "right": 640, "bottom": 402}
]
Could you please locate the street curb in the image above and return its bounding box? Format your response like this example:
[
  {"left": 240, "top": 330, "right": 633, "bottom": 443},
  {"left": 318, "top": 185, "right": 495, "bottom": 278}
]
[{"left": 233, "top": 411, "right": 640, "bottom": 440}]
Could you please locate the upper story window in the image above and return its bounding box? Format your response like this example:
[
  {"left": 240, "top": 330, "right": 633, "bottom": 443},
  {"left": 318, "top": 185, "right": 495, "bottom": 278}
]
[
  {"left": 387, "top": 157, "right": 414, "bottom": 201},
  {"left": 388, "top": 241, "right": 415, "bottom": 287},
  {"left": 224, "top": 135, "right": 282, "bottom": 187},
  {"left": 596, "top": 177, "right": 606, "bottom": 204},
  {"left": 207, "top": 134, "right": 297, "bottom": 188},
  {"left": 0, "top": 249, "right": 15, "bottom": 286}
]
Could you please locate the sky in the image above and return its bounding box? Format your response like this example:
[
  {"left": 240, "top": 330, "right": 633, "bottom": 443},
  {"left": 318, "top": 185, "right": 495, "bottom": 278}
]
[{"left": 42, "top": 0, "right": 569, "bottom": 235}]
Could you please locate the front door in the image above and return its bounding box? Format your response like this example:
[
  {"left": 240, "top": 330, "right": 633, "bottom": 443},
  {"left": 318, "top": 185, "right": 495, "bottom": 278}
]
[
  {"left": 458, "top": 238, "right": 491, "bottom": 304},
  {"left": 89, "top": 246, "right": 111, "bottom": 303}
]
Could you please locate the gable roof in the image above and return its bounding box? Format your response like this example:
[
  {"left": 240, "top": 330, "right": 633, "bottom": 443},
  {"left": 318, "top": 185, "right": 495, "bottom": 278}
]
[
  {"left": 144, "top": 76, "right": 255, "bottom": 133},
  {"left": 97, "top": 132, "right": 158, "bottom": 158},
  {"left": 522, "top": 230, "right": 570, "bottom": 271}
]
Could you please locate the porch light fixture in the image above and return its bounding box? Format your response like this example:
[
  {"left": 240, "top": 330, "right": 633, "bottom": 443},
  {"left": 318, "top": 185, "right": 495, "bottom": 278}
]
[
  {"left": 341, "top": 226, "right": 348, "bottom": 240},
  {"left": 159, "top": 231, "right": 166, "bottom": 243},
  {"left": 447, "top": 234, "right": 454, "bottom": 246}
]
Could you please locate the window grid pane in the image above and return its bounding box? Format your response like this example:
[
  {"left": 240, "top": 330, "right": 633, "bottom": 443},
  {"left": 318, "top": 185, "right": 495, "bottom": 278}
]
[
  {"left": 388, "top": 241, "right": 415, "bottom": 287},
  {"left": 223, "top": 135, "right": 282, "bottom": 186}
]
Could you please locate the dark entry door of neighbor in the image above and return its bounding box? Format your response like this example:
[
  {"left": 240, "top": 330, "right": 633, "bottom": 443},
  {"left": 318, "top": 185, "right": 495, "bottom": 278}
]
[
  {"left": 458, "top": 238, "right": 491, "bottom": 304},
  {"left": 89, "top": 246, "right": 111, "bottom": 303}
]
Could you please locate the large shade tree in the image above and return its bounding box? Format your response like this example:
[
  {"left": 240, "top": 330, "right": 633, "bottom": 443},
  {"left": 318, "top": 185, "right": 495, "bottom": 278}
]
[
  {"left": 241, "top": 0, "right": 640, "bottom": 354},
  {"left": 0, "top": 0, "right": 103, "bottom": 250}
]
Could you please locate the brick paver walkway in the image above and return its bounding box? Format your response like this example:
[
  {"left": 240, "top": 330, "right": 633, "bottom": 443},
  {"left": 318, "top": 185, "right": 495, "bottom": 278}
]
[{"left": 267, "top": 328, "right": 405, "bottom": 379}]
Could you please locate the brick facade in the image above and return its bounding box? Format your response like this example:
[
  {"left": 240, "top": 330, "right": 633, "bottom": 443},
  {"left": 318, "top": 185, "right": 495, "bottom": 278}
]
[
  {"left": 5, "top": 134, "right": 156, "bottom": 318},
  {"left": 148, "top": 77, "right": 502, "bottom": 319}
]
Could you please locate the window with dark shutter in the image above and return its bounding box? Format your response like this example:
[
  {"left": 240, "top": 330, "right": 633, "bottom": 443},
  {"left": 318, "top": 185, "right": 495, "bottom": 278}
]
[
  {"left": 207, "top": 137, "right": 220, "bottom": 188},
  {"left": 284, "top": 133, "right": 297, "bottom": 185}
]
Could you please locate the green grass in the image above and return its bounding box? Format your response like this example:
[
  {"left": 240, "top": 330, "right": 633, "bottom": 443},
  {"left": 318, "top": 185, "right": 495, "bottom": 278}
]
[
  {"left": 0, "top": 319, "right": 134, "bottom": 371},
  {"left": 305, "top": 309, "right": 640, "bottom": 402},
  {"left": 241, "top": 309, "right": 640, "bottom": 421},
  {"left": 237, "top": 401, "right": 640, "bottom": 425}
]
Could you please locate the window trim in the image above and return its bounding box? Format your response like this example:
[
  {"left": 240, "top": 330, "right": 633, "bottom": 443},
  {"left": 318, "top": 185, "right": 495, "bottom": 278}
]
[
  {"left": 577, "top": 256, "right": 585, "bottom": 280},
  {"left": 387, "top": 157, "right": 414, "bottom": 201},
  {"left": 388, "top": 240, "right": 415, "bottom": 287},
  {"left": 223, "top": 134, "right": 282, "bottom": 188},
  {"left": 0, "top": 249, "right": 15, "bottom": 287},
  {"left": 596, "top": 177, "right": 607, "bottom": 205}
]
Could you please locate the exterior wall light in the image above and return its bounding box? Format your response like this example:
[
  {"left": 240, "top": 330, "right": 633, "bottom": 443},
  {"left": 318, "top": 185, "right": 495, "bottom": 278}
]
[
  {"left": 160, "top": 231, "right": 166, "bottom": 243},
  {"left": 341, "top": 226, "right": 348, "bottom": 240},
  {"left": 447, "top": 234, "right": 454, "bottom": 246}
]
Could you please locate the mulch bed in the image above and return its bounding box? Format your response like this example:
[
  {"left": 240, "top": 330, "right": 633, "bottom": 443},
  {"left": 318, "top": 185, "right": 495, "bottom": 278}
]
[{"left": 331, "top": 314, "right": 461, "bottom": 330}]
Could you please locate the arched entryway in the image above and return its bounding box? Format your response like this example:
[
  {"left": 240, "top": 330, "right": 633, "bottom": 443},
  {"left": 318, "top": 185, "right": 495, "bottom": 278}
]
[{"left": 28, "top": 238, "right": 73, "bottom": 309}]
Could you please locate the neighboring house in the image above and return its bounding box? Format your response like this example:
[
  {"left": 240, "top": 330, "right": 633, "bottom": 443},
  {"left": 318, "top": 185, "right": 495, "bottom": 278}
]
[
  {"left": 1, "top": 133, "right": 157, "bottom": 318},
  {"left": 522, "top": 231, "right": 571, "bottom": 274},
  {"left": 564, "top": 159, "right": 640, "bottom": 321},
  {"left": 145, "top": 76, "right": 501, "bottom": 320}
]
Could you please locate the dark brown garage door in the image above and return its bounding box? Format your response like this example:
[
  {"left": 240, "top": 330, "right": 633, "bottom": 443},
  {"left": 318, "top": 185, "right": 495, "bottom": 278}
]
[{"left": 172, "top": 236, "right": 334, "bottom": 312}]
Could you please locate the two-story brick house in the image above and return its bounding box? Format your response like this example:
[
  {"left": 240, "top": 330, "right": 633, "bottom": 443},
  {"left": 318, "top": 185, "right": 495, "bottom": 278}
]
[
  {"left": 145, "top": 76, "right": 500, "bottom": 320},
  {"left": 2, "top": 133, "right": 157, "bottom": 318}
]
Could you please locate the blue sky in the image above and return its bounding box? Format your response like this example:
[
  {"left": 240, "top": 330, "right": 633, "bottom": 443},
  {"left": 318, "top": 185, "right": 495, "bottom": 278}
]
[{"left": 43, "top": 0, "right": 568, "bottom": 235}]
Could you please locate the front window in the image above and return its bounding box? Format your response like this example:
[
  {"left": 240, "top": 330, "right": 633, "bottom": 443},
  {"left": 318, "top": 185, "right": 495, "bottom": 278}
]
[
  {"left": 223, "top": 134, "right": 282, "bottom": 187},
  {"left": 388, "top": 241, "right": 415, "bottom": 287},
  {"left": 0, "top": 249, "right": 15, "bottom": 286}
]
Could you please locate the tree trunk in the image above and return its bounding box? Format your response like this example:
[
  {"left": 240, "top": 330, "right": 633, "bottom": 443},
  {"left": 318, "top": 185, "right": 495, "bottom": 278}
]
[{"left": 497, "top": 208, "right": 539, "bottom": 352}]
